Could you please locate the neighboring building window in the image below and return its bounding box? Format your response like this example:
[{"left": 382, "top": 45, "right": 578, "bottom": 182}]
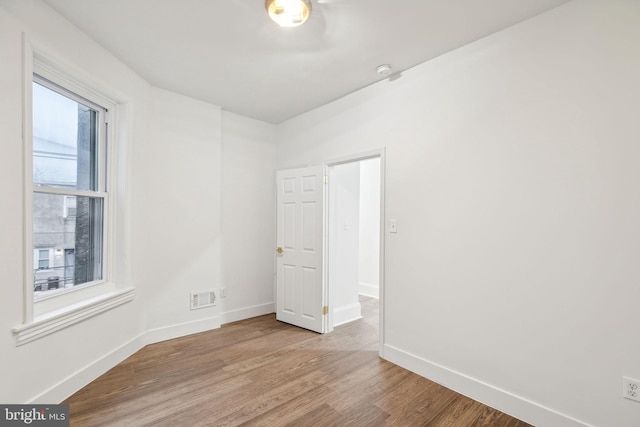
[
  {"left": 37, "top": 249, "right": 50, "bottom": 270},
  {"left": 64, "top": 195, "right": 77, "bottom": 217},
  {"left": 32, "top": 75, "right": 107, "bottom": 300}
]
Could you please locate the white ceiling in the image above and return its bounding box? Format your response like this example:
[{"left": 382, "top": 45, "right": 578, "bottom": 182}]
[{"left": 42, "top": 0, "right": 569, "bottom": 124}]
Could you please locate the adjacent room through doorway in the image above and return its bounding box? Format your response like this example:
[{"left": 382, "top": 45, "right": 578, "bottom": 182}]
[{"left": 328, "top": 156, "right": 381, "bottom": 330}]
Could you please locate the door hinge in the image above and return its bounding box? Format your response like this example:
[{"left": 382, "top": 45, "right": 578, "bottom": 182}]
[
  {"left": 322, "top": 306, "right": 329, "bottom": 315},
  {"left": 323, "top": 175, "right": 328, "bottom": 184}
]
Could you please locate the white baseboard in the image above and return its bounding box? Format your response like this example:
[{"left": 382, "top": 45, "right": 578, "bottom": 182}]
[
  {"left": 358, "top": 282, "right": 379, "bottom": 298},
  {"left": 332, "top": 302, "right": 362, "bottom": 327},
  {"left": 29, "top": 304, "right": 275, "bottom": 404},
  {"left": 30, "top": 334, "right": 145, "bottom": 404},
  {"left": 382, "top": 344, "right": 593, "bottom": 427},
  {"left": 220, "top": 302, "right": 274, "bottom": 325},
  {"left": 142, "top": 315, "right": 222, "bottom": 346}
]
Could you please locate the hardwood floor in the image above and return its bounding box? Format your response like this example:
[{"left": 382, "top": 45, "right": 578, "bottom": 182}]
[{"left": 64, "top": 297, "right": 531, "bottom": 426}]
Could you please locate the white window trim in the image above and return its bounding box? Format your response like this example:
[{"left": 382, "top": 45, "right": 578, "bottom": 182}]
[
  {"left": 12, "top": 288, "right": 135, "bottom": 346},
  {"left": 14, "top": 35, "right": 133, "bottom": 346}
]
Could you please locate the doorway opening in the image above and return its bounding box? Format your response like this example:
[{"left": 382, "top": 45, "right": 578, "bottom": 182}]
[
  {"left": 274, "top": 151, "right": 384, "bottom": 350},
  {"left": 327, "top": 155, "right": 382, "bottom": 343}
]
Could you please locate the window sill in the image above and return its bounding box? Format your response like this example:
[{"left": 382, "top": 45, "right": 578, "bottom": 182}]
[{"left": 12, "top": 287, "right": 135, "bottom": 346}]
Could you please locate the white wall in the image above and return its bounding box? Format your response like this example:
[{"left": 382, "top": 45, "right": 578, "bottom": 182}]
[
  {"left": 134, "top": 79, "right": 278, "bottom": 338},
  {"left": 0, "top": 0, "right": 277, "bottom": 404},
  {"left": 276, "top": 1, "right": 640, "bottom": 426},
  {"left": 0, "top": 0, "right": 150, "bottom": 404},
  {"left": 329, "top": 162, "right": 362, "bottom": 326},
  {"left": 221, "top": 111, "right": 277, "bottom": 321},
  {"left": 140, "top": 87, "right": 223, "bottom": 332},
  {"left": 358, "top": 157, "right": 380, "bottom": 298}
]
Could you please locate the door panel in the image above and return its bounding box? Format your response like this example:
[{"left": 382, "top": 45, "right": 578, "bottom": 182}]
[{"left": 276, "top": 166, "right": 325, "bottom": 333}]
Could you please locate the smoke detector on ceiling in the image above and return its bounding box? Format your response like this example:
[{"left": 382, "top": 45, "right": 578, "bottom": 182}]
[{"left": 376, "top": 64, "right": 392, "bottom": 76}]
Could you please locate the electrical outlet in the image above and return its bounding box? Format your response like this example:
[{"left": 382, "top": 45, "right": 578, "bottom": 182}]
[
  {"left": 623, "top": 376, "right": 640, "bottom": 402},
  {"left": 220, "top": 287, "right": 227, "bottom": 298}
]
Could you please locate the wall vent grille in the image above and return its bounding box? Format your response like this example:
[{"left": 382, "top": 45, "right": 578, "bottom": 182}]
[{"left": 190, "top": 289, "right": 217, "bottom": 310}]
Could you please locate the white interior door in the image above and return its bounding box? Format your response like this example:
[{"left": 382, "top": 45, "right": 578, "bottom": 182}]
[{"left": 276, "top": 166, "right": 326, "bottom": 333}]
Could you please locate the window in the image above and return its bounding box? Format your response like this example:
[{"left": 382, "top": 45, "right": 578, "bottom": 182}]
[
  {"left": 64, "top": 195, "right": 77, "bottom": 217},
  {"left": 31, "top": 75, "right": 107, "bottom": 300},
  {"left": 37, "top": 249, "right": 50, "bottom": 270},
  {"left": 13, "top": 48, "right": 134, "bottom": 346}
]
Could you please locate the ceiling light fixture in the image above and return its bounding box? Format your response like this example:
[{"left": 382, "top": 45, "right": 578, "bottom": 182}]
[{"left": 265, "top": 0, "right": 312, "bottom": 28}]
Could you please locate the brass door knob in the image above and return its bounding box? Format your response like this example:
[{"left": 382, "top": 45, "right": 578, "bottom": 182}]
[{"left": 276, "top": 247, "right": 284, "bottom": 254}]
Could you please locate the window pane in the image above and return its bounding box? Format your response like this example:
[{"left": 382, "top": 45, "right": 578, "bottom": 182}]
[
  {"left": 32, "top": 81, "right": 99, "bottom": 191},
  {"left": 33, "top": 193, "right": 103, "bottom": 297},
  {"left": 65, "top": 196, "right": 77, "bottom": 217},
  {"left": 38, "top": 249, "right": 50, "bottom": 269}
]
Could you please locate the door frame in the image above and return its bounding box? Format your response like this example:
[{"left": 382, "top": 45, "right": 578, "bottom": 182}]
[{"left": 325, "top": 148, "right": 385, "bottom": 356}]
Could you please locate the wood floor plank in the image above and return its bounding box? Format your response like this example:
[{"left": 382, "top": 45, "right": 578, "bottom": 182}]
[
  {"left": 425, "top": 395, "right": 486, "bottom": 427},
  {"left": 64, "top": 297, "right": 532, "bottom": 427},
  {"left": 470, "top": 407, "right": 532, "bottom": 427},
  {"left": 239, "top": 384, "right": 338, "bottom": 426},
  {"left": 378, "top": 374, "right": 458, "bottom": 426},
  {"left": 282, "top": 403, "right": 345, "bottom": 427},
  {"left": 158, "top": 370, "right": 329, "bottom": 426}
]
